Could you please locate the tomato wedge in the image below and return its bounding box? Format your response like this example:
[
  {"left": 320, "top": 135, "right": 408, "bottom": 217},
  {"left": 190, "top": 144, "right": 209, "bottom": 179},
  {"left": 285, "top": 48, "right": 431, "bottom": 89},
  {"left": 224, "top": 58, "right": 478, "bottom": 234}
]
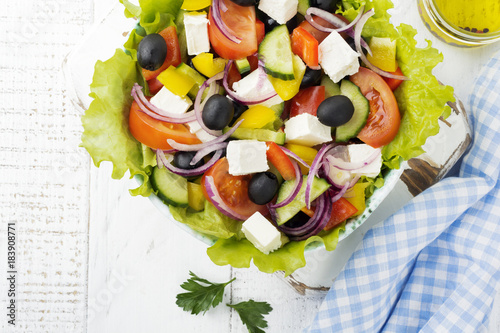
[
  {"left": 383, "top": 66, "right": 405, "bottom": 91},
  {"left": 141, "top": 26, "right": 182, "bottom": 81},
  {"left": 289, "top": 86, "right": 325, "bottom": 118},
  {"left": 256, "top": 19, "right": 266, "bottom": 45},
  {"left": 128, "top": 100, "right": 201, "bottom": 150},
  {"left": 147, "top": 77, "right": 164, "bottom": 95},
  {"left": 291, "top": 26, "right": 319, "bottom": 68},
  {"left": 266, "top": 142, "right": 296, "bottom": 181},
  {"left": 208, "top": 0, "right": 257, "bottom": 60},
  {"left": 201, "top": 158, "right": 269, "bottom": 219},
  {"left": 298, "top": 15, "right": 350, "bottom": 43},
  {"left": 350, "top": 67, "right": 401, "bottom": 148}
]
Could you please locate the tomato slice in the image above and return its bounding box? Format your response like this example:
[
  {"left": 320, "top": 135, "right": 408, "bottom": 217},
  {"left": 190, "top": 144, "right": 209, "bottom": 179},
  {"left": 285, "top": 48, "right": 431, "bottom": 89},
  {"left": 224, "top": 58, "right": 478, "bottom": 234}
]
[
  {"left": 289, "top": 86, "right": 325, "bottom": 118},
  {"left": 291, "top": 26, "right": 319, "bottom": 68},
  {"left": 208, "top": 0, "right": 257, "bottom": 60},
  {"left": 301, "top": 197, "right": 358, "bottom": 231},
  {"left": 201, "top": 158, "right": 269, "bottom": 219},
  {"left": 350, "top": 67, "right": 401, "bottom": 148},
  {"left": 256, "top": 19, "right": 266, "bottom": 45},
  {"left": 147, "top": 77, "right": 164, "bottom": 95},
  {"left": 383, "top": 66, "right": 405, "bottom": 91},
  {"left": 226, "top": 62, "right": 241, "bottom": 90},
  {"left": 128, "top": 100, "right": 201, "bottom": 150},
  {"left": 266, "top": 142, "right": 296, "bottom": 181},
  {"left": 141, "top": 26, "right": 182, "bottom": 81},
  {"left": 298, "top": 15, "right": 350, "bottom": 43}
]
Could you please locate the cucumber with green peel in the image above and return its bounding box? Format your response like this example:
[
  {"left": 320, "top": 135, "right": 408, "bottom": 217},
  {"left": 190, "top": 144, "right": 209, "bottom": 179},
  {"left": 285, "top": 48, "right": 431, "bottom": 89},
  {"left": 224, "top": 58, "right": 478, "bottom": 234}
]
[
  {"left": 223, "top": 127, "right": 286, "bottom": 144},
  {"left": 176, "top": 62, "right": 206, "bottom": 99},
  {"left": 269, "top": 102, "right": 285, "bottom": 130},
  {"left": 297, "top": 0, "right": 311, "bottom": 16},
  {"left": 258, "top": 25, "right": 295, "bottom": 81},
  {"left": 151, "top": 166, "right": 189, "bottom": 207},
  {"left": 321, "top": 76, "right": 341, "bottom": 98},
  {"left": 235, "top": 58, "right": 251, "bottom": 74},
  {"left": 335, "top": 79, "right": 370, "bottom": 142},
  {"left": 275, "top": 176, "right": 331, "bottom": 225}
]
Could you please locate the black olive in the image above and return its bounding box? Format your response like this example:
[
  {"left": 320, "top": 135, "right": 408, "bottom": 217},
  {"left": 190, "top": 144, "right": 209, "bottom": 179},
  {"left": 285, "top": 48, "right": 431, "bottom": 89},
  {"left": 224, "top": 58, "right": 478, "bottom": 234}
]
[
  {"left": 173, "top": 151, "right": 204, "bottom": 170},
  {"left": 202, "top": 95, "right": 234, "bottom": 130},
  {"left": 311, "top": 0, "right": 339, "bottom": 12},
  {"left": 137, "top": 34, "right": 168, "bottom": 71},
  {"left": 229, "top": 0, "right": 258, "bottom": 6},
  {"left": 300, "top": 68, "right": 323, "bottom": 89},
  {"left": 248, "top": 172, "right": 279, "bottom": 205},
  {"left": 229, "top": 100, "right": 249, "bottom": 126},
  {"left": 317, "top": 95, "right": 355, "bottom": 127},
  {"left": 257, "top": 10, "right": 298, "bottom": 33},
  {"left": 283, "top": 211, "right": 311, "bottom": 228}
]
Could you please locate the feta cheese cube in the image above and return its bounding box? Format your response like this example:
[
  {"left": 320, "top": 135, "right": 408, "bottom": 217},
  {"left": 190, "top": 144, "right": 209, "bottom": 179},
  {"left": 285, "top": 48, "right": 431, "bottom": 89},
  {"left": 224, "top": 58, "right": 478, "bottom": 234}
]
[
  {"left": 258, "top": 0, "right": 298, "bottom": 25},
  {"left": 184, "top": 12, "right": 210, "bottom": 56},
  {"left": 242, "top": 212, "right": 283, "bottom": 254},
  {"left": 231, "top": 68, "right": 283, "bottom": 108},
  {"left": 319, "top": 31, "right": 360, "bottom": 83},
  {"left": 186, "top": 120, "right": 202, "bottom": 134},
  {"left": 284, "top": 113, "right": 332, "bottom": 146},
  {"left": 327, "top": 165, "right": 353, "bottom": 187},
  {"left": 150, "top": 87, "right": 193, "bottom": 115},
  {"left": 226, "top": 140, "right": 268, "bottom": 176},
  {"left": 348, "top": 144, "right": 383, "bottom": 178}
]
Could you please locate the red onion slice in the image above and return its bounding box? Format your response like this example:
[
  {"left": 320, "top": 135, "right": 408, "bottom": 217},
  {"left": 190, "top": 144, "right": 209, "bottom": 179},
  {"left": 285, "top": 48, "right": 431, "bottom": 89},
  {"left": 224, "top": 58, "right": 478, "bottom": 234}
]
[
  {"left": 355, "top": 10, "right": 409, "bottom": 81},
  {"left": 278, "top": 146, "right": 310, "bottom": 169},
  {"left": 190, "top": 142, "right": 228, "bottom": 166},
  {"left": 269, "top": 160, "right": 302, "bottom": 209},
  {"left": 223, "top": 61, "right": 278, "bottom": 106},
  {"left": 160, "top": 149, "right": 224, "bottom": 177},
  {"left": 211, "top": 0, "right": 242, "bottom": 44},
  {"left": 204, "top": 175, "right": 248, "bottom": 221},
  {"left": 329, "top": 183, "right": 350, "bottom": 203},
  {"left": 131, "top": 84, "right": 197, "bottom": 123},
  {"left": 167, "top": 119, "right": 243, "bottom": 152},
  {"left": 305, "top": 143, "right": 338, "bottom": 209},
  {"left": 325, "top": 147, "right": 381, "bottom": 172}
]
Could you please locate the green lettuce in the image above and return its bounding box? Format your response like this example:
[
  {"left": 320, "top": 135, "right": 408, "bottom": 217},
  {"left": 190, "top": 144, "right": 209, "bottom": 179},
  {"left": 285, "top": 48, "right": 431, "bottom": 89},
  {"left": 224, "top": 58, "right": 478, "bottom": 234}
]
[{"left": 120, "top": 0, "right": 183, "bottom": 34}]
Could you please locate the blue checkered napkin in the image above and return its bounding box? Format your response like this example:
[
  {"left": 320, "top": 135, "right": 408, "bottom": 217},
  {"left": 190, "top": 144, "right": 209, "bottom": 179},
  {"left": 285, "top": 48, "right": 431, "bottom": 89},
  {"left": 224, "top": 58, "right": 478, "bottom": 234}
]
[{"left": 307, "top": 54, "right": 500, "bottom": 333}]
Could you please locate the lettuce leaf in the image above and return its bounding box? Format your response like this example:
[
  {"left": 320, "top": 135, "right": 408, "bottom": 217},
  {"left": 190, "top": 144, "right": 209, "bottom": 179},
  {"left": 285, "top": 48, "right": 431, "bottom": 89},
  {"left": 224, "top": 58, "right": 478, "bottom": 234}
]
[{"left": 120, "top": 0, "right": 183, "bottom": 34}]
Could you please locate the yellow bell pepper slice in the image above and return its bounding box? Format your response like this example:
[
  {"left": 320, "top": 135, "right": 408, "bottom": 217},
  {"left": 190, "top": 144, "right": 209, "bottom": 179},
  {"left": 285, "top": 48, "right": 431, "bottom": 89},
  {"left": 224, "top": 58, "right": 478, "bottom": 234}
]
[
  {"left": 284, "top": 143, "right": 318, "bottom": 174},
  {"left": 268, "top": 55, "right": 306, "bottom": 101},
  {"left": 157, "top": 65, "right": 196, "bottom": 97},
  {"left": 181, "top": 0, "right": 212, "bottom": 11},
  {"left": 366, "top": 37, "right": 397, "bottom": 72},
  {"left": 192, "top": 52, "right": 228, "bottom": 78},
  {"left": 344, "top": 182, "right": 369, "bottom": 217},
  {"left": 236, "top": 105, "right": 277, "bottom": 129}
]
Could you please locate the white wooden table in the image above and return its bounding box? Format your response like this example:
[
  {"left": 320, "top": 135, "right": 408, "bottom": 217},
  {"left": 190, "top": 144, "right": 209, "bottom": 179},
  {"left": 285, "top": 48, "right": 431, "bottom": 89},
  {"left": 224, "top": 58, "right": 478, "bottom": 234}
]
[{"left": 1, "top": 0, "right": 499, "bottom": 332}]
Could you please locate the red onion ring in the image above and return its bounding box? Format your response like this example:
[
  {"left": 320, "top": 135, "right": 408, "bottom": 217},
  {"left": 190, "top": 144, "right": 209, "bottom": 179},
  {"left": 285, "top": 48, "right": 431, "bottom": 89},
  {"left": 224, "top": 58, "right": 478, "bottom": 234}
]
[
  {"left": 131, "top": 84, "right": 197, "bottom": 123},
  {"left": 190, "top": 142, "right": 228, "bottom": 166},
  {"left": 167, "top": 119, "right": 243, "bottom": 152},
  {"left": 278, "top": 146, "right": 310, "bottom": 169},
  {"left": 204, "top": 175, "right": 248, "bottom": 221},
  {"left": 160, "top": 149, "right": 224, "bottom": 177},
  {"left": 325, "top": 147, "right": 381, "bottom": 172},
  {"left": 329, "top": 183, "right": 350, "bottom": 203},
  {"left": 269, "top": 160, "right": 302, "bottom": 209},
  {"left": 211, "top": 0, "right": 242, "bottom": 44},
  {"left": 305, "top": 143, "right": 338, "bottom": 209},
  {"left": 354, "top": 10, "right": 409, "bottom": 81},
  {"left": 223, "top": 61, "right": 278, "bottom": 106}
]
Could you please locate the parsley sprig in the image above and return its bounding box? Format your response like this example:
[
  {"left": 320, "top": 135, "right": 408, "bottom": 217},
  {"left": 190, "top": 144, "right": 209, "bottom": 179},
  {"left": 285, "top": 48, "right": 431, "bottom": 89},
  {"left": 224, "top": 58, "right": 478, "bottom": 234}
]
[
  {"left": 228, "top": 300, "right": 273, "bottom": 333},
  {"left": 176, "top": 271, "right": 236, "bottom": 315}
]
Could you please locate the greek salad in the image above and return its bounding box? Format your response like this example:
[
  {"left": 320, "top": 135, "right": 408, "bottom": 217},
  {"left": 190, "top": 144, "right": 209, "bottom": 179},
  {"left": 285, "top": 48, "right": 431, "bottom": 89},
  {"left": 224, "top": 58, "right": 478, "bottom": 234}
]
[{"left": 81, "top": 0, "right": 454, "bottom": 275}]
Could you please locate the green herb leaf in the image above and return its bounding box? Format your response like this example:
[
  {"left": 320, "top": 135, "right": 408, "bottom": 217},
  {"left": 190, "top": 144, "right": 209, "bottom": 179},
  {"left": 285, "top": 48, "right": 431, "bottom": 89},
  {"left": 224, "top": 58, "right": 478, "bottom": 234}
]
[
  {"left": 176, "top": 272, "right": 235, "bottom": 315},
  {"left": 228, "top": 300, "right": 273, "bottom": 333}
]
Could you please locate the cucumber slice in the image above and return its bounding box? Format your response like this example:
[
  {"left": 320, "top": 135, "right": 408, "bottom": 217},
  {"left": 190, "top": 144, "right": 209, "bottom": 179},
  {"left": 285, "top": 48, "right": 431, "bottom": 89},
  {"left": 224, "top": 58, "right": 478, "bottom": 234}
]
[
  {"left": 176, "top": 62, "right": 206, "bottom": 99},
  {"left": 259, "top": 25, "right": 295, "bottom": 81},
  {"left": 235, "top": 58, "right": 251, "bottom": 74},
  {"left": 151, "top": 166, "right": 189, "bottom": 207},
  {"left": 335, "top": 79, "right": 369, "bottom": 142},
  {"left": 187, "top": 182, "right": 205, "bottom": 211},
  {"left": 275, "top": 176, "right": 331, "bottom": 225},
  {"left": 297, "top": 0, "right": 311, "bottom": 16},
  {"left": 269, "top": 102, "right": 285, "bottom": 130},
  {"left": 223, "top": 127, "right": 286, "bottom": 145},
  {"left": 321, "top": 76, "right": 341, "bottom": 98}
]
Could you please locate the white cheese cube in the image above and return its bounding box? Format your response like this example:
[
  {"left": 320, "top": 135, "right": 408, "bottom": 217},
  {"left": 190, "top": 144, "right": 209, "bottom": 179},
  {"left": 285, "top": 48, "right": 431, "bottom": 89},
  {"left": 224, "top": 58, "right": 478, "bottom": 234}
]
[
  {"left": 195, "top": 129, "right": 221, "bottom": 143},
  {"left": 327, "top": 165, "right": 353, "bottom": 187},
  {"left": 184, "top": 12, "right": 210, "bottom": 56},
  {"left": 231, "top": 68, "right": 283, "bottom": 108},
  {"left": 186, "top": 120, "right": 202, "bottom": 134},
  {"left": 319, "top": 31, "right": 360, "bottom": 83},
  {"left": 226, "top": 140, "right": 269, "bottom": 176},
  {"left": 348, "top": 144, "right": 383, "bottom": 178},
  {"left": 284, "top": 113, "right": 332, "bottom": 146},
  {"left": 242, "top": 212, "right": 283, "bottom": 254},
  {"left": 258, "top": 0, "right": 298, "bottom": 25},
  {"left": 150, "top": 87, "right": 193, "bottom": 114}
]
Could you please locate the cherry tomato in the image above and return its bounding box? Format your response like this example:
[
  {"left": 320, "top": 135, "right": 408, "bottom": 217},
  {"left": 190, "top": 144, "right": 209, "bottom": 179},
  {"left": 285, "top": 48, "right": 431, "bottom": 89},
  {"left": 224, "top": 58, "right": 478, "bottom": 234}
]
[
  {"left": 383, "top": 66, "right": 405, "bottom": 91},
  {"left": 350, "top": 67, "right": 401, "bottom": 148},
  {"left": 141, "top": 26, "right": 182, "bottom": 81},
  {"left": 291, "top": 26, "right": 319, "bottom": 68},
  {"left": 208, "top": 0, "right": 257, "bottom": 60},
  {"left": 289, "top": 86, "right": 325, "bottom": 118},
  {"left": 266, "top": 142, "right": 296, "bottom": 181},
  {"left": 128, "top": 100, "right": 201, "bottom": 150},
  {"left": 298, "top": 15, "right": 350, "bottom": 43},
  {"left": 201, "top": 158, "right": 269, "bottom": 218}
]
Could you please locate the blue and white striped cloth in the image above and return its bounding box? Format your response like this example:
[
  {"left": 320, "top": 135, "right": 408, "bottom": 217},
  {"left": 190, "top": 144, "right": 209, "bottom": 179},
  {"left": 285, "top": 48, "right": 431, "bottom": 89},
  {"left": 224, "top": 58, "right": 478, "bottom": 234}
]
[{"left": 307, "top": 53, "right": 500, "bottom": 332}]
